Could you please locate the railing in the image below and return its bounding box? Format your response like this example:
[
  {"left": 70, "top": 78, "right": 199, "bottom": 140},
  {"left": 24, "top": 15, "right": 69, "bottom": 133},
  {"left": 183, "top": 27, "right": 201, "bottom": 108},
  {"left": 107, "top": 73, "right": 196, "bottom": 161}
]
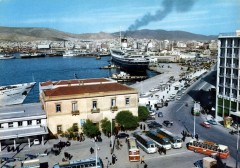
[
  {"left": 111, "top": 106, "right": 118, "bottom": 111},
  {"left": 91, "top": 108, "right": 100, "bottom": 113},
  {"left": 219, "top": 32, "right": 237, "bottom": 37},
  {"left": 72, "top": 110, "right": 80, "bottom": 116}
]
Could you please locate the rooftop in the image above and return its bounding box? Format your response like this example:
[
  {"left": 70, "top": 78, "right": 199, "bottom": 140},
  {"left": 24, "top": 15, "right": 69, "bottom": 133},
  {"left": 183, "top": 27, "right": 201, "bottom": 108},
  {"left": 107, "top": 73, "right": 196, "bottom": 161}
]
[
  {"left": 43, "top": 82, "right": 136, "bottom": 97},
  {"left": 0, "top": 103, "right": 45, "bottom": 122}
]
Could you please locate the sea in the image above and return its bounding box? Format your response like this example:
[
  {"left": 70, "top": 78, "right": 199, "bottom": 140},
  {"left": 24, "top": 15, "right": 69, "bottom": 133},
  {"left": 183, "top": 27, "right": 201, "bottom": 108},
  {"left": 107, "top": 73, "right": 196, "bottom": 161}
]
[{"left": 0, "top": 55, "right": 158, "bottom": 104}]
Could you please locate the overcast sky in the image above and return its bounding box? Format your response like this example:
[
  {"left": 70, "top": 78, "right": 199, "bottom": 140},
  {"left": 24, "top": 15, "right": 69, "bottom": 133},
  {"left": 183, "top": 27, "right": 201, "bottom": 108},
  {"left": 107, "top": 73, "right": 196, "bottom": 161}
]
[{"left": 0, "top": 0, "right": 239, "bottom": 35}]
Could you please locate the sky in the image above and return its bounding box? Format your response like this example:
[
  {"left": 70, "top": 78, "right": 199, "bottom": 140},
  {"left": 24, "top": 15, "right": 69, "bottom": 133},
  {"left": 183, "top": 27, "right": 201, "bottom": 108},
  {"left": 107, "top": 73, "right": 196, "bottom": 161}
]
[{"left": 0, "top": 0, "right": 239, "bottom": 35}]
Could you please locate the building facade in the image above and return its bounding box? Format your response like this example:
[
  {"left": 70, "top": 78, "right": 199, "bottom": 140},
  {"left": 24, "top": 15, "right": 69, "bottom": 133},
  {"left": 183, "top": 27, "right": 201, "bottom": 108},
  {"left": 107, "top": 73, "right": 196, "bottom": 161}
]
[
  {"left": 40, "top": 78, "right": 138, "bottom": 135},
  {"left": 216, "top": 30, "right": 240, "bottom": 120},
  {"left": 0, "top": 103, "right": 48, "bottom": 151}
]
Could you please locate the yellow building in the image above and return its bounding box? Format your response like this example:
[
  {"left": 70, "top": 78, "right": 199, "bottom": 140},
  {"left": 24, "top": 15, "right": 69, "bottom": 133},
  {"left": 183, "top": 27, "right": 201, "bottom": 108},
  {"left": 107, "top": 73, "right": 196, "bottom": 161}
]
[{"left": 39, "top": 78, "right": 138, "bottom": 135}]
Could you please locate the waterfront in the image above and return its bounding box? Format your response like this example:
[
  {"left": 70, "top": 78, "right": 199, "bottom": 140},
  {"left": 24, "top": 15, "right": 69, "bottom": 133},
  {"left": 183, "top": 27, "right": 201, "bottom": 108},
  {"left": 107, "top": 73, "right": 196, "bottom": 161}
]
[{"left": 0, "top": 56, "right": 158, "bottom": 103}]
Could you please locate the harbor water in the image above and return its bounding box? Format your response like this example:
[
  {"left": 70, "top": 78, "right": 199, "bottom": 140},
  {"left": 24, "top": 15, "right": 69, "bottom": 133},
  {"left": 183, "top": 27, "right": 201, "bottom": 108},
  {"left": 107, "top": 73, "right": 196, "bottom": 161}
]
[{"left": 0, "top": 56, "right": 158, "bottom": 103}]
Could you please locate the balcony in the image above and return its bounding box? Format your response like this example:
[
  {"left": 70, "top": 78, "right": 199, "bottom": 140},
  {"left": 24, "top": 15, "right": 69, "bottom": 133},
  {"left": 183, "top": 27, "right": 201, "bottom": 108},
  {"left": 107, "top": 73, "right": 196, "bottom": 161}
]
[
  {"left": 111, "top": 106, "right": 118, "bottom": 111},
  {"left": 91, "top": 108, "right": 100, "bottom": 113},
  {"left": 72, "top": 110, "right": 80, "bottom": 116}
]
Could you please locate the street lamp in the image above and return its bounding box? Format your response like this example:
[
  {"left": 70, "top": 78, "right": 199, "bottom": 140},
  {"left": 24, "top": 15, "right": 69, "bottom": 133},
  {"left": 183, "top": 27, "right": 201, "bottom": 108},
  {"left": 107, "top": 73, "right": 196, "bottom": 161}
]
[
  {"left": 236, "top": 121, "right": 239, "bottom": 168},
  {"left": 92, "top": 140, "right": 99, "bottom": 168}
]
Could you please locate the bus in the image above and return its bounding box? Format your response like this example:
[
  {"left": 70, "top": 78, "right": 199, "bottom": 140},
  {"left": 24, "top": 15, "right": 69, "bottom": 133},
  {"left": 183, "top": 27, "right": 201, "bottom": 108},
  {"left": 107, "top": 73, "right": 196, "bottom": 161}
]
[
  {"left": 21, "top": 159, "right": 40, "bottom": 168},
  {"left": 146, "top": 131, "right": 172, "bottom": 150},
  {"left": 53, "top": 157, "right": 104, "bottom": 168},
  {"left": 127, "top": 137, "right": 140, "bottom": 162},
  {"left": 187, "top": 140, "right": 230, "bottom": 159},
  {"left": 133, "top": 132, "right": 157, "bottom": 154},
  {"left": 156, "top": 128, "right": 183, "bottom": 149}
]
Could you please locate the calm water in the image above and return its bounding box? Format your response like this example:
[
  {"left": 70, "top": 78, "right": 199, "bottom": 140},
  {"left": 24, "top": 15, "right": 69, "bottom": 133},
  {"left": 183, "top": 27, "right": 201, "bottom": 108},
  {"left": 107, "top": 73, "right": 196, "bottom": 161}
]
[{"left": 0, "top": 56, "right": 158, "bottom": 103}]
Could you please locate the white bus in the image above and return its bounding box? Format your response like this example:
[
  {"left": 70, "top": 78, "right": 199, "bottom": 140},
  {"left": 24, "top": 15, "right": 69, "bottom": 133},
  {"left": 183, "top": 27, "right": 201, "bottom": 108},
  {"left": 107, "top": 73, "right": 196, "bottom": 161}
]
[
  {"left": 157, "top": 128, "right": 182, "bottom": 148},
  {"left": 21, "top": 159, "right": 40, "bottom": 168},
  {"left": 133, "top": 132, "right": 157, "bottom": 154},
  {"left": 146, "top": 131, "right": 172, "bottom": 150}
]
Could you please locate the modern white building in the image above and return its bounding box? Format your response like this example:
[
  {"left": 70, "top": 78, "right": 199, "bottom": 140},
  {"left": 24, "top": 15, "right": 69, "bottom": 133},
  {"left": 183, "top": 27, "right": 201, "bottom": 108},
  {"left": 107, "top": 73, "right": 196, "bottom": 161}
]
[
  {"left": 0, "top": 103, "right": 48, "bottom": 151},
  {"left": 216, "top": 30, "right": 240, "bottom": 120}
]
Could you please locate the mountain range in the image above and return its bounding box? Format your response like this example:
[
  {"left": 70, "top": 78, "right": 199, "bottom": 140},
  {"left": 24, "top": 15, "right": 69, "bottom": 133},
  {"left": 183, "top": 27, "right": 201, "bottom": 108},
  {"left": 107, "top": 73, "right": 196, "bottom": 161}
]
[{"left": 0, "top": 26, "right": 217, "bottom": 42}]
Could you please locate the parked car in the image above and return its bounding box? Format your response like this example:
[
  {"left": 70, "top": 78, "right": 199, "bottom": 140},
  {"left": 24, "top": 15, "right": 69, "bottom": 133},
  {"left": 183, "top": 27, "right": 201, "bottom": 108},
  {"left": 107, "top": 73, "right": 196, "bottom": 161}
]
[
  {"left": 116, "top": 133, "right": 129, "bottom": 139},
  {"left": 163, "top": 120, "right": 173, "bottom": 127},
  {"left": 158, "top": 112, "right": 163, "bottom": 117},
  {"left": 33, "top": 139, "right": 40, "bottom": 145},
  {"left": 193, "top": 159, "right": 203, "bottom": 168},
  {"left": 200, "top": 122, "right": 211, "bottom": 128},
  {"left": 207, "top": 119, "right": 217, "bottom": 125},
  {"left": 151, "top": 121, "right": 162, "bottom": 128}
]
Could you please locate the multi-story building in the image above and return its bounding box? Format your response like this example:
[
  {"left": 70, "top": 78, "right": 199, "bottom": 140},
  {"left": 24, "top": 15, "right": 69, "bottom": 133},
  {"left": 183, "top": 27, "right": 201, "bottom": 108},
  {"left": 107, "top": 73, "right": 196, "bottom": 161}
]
[
  {"left": 216, "top": 30, "right": 240, "bottom": 120},
  {"left": 0, "top": 103, "right": 48, "bottom": 151},
  {"left": 39, "top": 78, "right": 138, "bottom": 135}
]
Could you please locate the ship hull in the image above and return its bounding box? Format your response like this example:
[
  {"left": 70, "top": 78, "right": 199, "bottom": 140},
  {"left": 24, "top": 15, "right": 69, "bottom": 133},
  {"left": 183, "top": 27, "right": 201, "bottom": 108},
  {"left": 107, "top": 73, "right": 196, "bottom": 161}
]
[{"left": 0, "top": 82, "right": 36, "bottom": 106}]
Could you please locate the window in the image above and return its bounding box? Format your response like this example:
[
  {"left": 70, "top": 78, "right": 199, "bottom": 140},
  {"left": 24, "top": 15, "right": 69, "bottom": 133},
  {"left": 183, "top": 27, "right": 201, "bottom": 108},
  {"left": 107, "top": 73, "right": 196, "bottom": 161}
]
[
  {"left": 125, "top": 97, "right": 130, "bottom": 105},
  {"left": 56, "top": 104, "right": 61, "bottom": 113},
  {"left": 36, "top": 119, "right": 41, "bottom": 125},
  {"left": 8, "top": 122, "right": 13, "bottom": 128},
  {"left": 57, "top": 125, "right": 62, "bottom": 134},
  {"left": 111, "top": 98, "right": 116, "bottom": 106},
  {"left": 18, "top": 121, "right": 23, "bottom": 127},
  {"left": 92, "top": 101, "right": 97, "bottom": 109},
  {"left": 0, "top": 123, "right": 3, "bottom": 128},
  {"left": 27, "top": 120, "right": 32, "bottom": 126},
  {"left": 72, "top": 102, "right": 78, "bottom": 111}
]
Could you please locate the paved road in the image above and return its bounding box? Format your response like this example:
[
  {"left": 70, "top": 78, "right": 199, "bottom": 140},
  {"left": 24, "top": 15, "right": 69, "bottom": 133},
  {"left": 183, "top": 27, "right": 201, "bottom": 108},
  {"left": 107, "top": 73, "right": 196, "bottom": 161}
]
[{"left": 155, "top": 70, "right": 238, "bottom": 168}]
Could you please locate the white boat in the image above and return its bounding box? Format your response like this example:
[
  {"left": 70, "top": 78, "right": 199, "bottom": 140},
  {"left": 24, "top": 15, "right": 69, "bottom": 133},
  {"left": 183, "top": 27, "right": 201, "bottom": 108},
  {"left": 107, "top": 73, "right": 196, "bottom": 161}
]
[
  {"left": 63, "top": 50, "right": 78, "bottom": 57},
  {"left": 0, "top": 82, "right": 36, "bottom": 106},
  {"left": 0, "top": 54, "right": 15, "bottom": 60}
]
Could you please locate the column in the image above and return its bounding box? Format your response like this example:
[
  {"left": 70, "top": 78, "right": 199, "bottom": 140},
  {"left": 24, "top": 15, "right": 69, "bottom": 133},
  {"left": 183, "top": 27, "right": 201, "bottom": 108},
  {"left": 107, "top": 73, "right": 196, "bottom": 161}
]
[
  {"left": 42, "top": 136, "right": 44, "bottom": 146},
  {"left": 28, "top": 138, "right": 30, "bottom": 148}
]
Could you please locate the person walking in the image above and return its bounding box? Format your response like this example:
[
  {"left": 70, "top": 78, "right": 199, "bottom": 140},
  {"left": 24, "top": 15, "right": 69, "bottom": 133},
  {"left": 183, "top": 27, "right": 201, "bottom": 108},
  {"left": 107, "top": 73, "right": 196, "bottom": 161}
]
[
  {"left": 143, "top": 125, "right": 146, "bottom": 131},
  {"left": 112, "top": 154, "right": 116, "bottom": 165},
  {"left": 144, "top": 163, "right": 148, "bottom": 168},
  {"left": 140, "top": 155, "right": 145, "bottom": 164},
  {"left": 90, "top": 147, "right": 94, "bottom": 154}
]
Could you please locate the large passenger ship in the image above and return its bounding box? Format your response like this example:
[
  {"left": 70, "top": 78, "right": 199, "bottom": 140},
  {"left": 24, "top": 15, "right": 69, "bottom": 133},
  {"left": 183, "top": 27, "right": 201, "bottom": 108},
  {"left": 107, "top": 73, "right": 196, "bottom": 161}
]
[
  {"left": 0, "top": 82, "right": 36, "bottom": 106},
  {"left": 110, "top": 38, "right": 149, "bottom": 72}
]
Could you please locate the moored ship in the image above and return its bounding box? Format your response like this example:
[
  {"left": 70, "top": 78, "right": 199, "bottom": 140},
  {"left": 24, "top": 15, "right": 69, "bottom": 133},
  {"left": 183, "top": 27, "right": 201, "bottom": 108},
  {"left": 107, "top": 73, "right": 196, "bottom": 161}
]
[
  {"left": 110, "top": 48, "right": 149, "bottom": 72},
  {"left": 0, "top": 54, "right": 15, "bottom": 60},
  {"left": 110, "top": 38, "right": 149, "bottom": 72},
  {"left": 0, "top": 82, "right": 36, "bottom": 106}
]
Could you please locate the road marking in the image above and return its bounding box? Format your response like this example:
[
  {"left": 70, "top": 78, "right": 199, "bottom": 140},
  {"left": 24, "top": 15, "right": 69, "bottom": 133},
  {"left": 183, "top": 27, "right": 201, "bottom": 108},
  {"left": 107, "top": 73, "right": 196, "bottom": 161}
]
[
  {"left": 176, "top": 103, "right": 185, "bottom": 112},
  {"left": 145, "top": 151, "right": 193, "bottom": 160},
  {"left": 198, "top": 81, "right": 207, "bottom": 90}
]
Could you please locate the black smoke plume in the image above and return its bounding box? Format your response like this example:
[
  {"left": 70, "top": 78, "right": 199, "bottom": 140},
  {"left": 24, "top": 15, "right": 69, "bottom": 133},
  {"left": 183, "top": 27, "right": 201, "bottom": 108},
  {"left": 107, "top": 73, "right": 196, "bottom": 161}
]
[{"left": 128, "top": 0, "right": 197, "bottom": 31}]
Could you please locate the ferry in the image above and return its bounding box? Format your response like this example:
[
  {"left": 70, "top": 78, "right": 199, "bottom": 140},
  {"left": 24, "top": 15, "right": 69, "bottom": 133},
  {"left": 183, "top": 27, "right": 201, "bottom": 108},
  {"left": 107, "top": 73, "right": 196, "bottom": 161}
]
[{"left": 0, "top": 82, "right": 36, "bottom": 106}]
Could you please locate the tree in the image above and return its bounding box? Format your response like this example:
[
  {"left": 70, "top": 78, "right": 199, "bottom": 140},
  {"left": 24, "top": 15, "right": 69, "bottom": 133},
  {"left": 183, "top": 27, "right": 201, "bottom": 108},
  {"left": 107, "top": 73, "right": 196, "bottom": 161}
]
[
  {"left": 138, "top": 106, "right": 149, "bottom": 121},
  {"left": 116, "top": 110, "right": 138, "bottom": 130},
  {"left": 101, "top": 118, "right": 111, "bottom": 135},
  {"left": 82, "top": 119, "right": 100, "bottom": 138}
]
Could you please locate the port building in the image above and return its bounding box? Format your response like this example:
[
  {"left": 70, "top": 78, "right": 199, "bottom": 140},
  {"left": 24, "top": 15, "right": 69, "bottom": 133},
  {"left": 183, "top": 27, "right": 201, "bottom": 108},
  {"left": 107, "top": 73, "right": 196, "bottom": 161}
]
[{"left": 39, "top": 78, "right": 138, "bottom": 135}]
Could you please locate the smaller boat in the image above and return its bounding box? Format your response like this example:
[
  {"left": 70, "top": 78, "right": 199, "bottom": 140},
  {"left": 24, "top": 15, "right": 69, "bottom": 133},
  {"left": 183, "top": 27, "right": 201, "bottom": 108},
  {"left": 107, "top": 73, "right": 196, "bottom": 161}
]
[
  {"left": 63, "top": 50, "right": 78, "bottom": 57},
  {"left": 0, "top": 54, "right": 15, "bottom": 60}
]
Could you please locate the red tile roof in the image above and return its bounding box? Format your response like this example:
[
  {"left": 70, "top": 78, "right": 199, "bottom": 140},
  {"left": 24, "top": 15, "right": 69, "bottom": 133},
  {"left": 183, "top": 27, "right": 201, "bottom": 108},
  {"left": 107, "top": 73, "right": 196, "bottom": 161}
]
[
  {"left": 44, "top": 83, "right": 136, "bottom": 97},
  {"left": 40, "top": 78, "right": 110, "bottom": 86}
]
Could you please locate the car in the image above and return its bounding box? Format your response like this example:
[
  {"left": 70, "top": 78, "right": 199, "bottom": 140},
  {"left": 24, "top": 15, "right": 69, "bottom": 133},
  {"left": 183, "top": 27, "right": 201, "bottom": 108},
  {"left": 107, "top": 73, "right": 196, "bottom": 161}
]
[
  {"left": 33, "top": 139, "right": 40, "bottom": 145},
  {"left": 207, "top": 119, "right": 217, "bottom": 125},
  {"left": 200, "top": 122, "right": 211, "bottom": 128},
  {"left": 157, "top": 112, "right": 163, "bottom": 117},
  {"left": 176, "top": 96, "right": 181, "bottom": 100},
  {"left": 193, "top": 160, "right": 203, "bottom": 168},
  {"left": 151, "top": 121, "right": 162, "bottom": 128},
  {"left": 163, "top": 120, "right": 173, "bottom": 127},
  {"left": 116, "top": 133, "right": 129, "bottom": 139}
]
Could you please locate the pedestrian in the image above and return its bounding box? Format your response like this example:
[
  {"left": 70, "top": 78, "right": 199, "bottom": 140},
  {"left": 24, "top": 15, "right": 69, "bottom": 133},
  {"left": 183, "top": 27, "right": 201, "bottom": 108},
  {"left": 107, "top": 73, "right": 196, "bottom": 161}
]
[
  {"left": 125, "top": 137, "right": 128, "bottom": 143},
  {"left": 195, "top": 134, "right": 199, "bottom": 141},
  {"left": 144, "top": 163, "right": 148, "bottom": 168},
  {"left": 182, "top": 136, "right": 185, "bottom": 142},
  {"left": 90, "top": 147, "right": 94, "bottom": 154},
  {"left": 163, "top": 147, "right": 166, "bottom": 155},
  {"left": 143, "top": 124, "right": 146, "bottom": 131},
  {"left": 140, "top": 123, "right": 142, "bottom": 130},
  {"left": 158, "top": 147, "right": 162, "bottom": 155},
  {"left": 140, "top": 155, "right": 145, "bottom": 164},
  {"left": 112, "top": 154, "right": 116, "bottom": 165}
]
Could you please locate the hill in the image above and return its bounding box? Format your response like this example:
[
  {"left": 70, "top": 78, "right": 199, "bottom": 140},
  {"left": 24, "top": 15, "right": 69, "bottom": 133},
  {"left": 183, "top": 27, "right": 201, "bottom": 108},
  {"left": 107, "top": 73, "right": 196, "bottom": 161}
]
[{"left": 0, "top": 27, "right": 217, "bottom": 42}]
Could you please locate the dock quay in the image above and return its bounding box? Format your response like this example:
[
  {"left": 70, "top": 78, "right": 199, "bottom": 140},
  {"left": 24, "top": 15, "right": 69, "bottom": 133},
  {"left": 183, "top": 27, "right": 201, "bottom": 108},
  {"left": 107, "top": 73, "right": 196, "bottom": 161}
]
[{"left": 111, "top": 75, "right": 147, "bottom": 82}]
